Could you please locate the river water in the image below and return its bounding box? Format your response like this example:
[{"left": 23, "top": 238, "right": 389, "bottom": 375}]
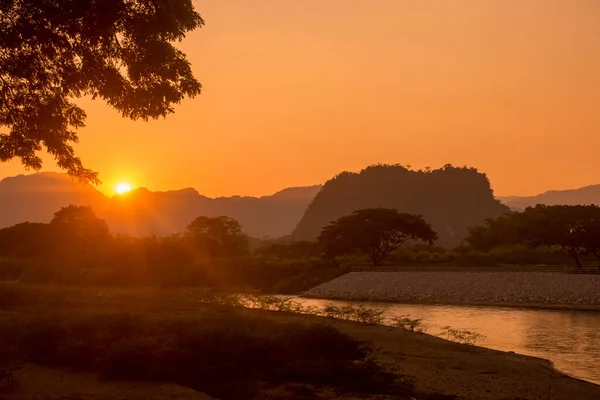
[{"left": 292, "top": 297, "right": 600, "bottom": 385}]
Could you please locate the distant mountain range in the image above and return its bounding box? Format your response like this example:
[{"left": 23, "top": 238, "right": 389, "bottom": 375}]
[
  {"left": 497, "top": 185, "right": 600, "bottom": 210},
  {"left": 0, "top": 173, "right": 321, "bottom": 239},
  {"left": 2, "top": 171, "right": 600, "bottom": 242}
]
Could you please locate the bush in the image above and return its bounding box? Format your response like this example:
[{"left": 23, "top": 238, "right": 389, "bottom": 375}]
[
  {"left": 0, "top": 257, "right": 26, "bottom": 281},
  {"left": 2, "top": 310, "right": 407, "bottom": 399},
  {"left": 390, "top": 315, "right": 427, "bottom": 333},
  {"left": 453, "top": 245, "right": 595, "bottom": 268},
  {"left": 439, "top": 326, "right": 485, "bottom": 345},
  {"left": 321, "top": 304, "right": 385, "bottom": 324}
]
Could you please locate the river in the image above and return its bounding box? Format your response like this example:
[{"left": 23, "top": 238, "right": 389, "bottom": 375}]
[{"left": 292, "top": 297, "right": 600, "bottom": 385}]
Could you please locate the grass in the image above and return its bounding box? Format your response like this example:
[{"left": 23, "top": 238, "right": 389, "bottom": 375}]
[
  {"left": 0, "top": 283, "right": 424, "bottom": 328},
  {"left": 0, "top": 283, "right": 459, "bottom": 400},
  {"left": 1, "top": 310, "right": 408, "bottom": 399}
]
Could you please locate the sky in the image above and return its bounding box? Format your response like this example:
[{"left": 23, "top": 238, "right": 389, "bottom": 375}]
[{"left": 2, "top": 0, "right": 600, "bottom": 197}]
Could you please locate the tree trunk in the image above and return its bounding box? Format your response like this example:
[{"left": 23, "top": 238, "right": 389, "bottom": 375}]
[
  {"left": 368, "top": 248, "right": 387, "bottom": 266},
  {"left": 565, "top": 247, "right": 582, "bottom": 269},
  {"left": 591, "top": 251, "right": 600, "bottom": 270},
  {"left": 370, "top": 254, "right": 383, "bottom": 267}
]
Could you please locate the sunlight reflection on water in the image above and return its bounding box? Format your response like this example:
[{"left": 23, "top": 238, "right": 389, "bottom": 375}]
[{"left": 293, "top": 297, "right": 600, "bottom": 385}]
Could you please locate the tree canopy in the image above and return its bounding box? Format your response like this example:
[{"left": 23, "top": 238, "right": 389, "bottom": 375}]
[
  {"left": 318, "top": 208, "right": 438, "bottom": 266},
  {"left": 186, "top": 216, "right": 249, "bottom": 257},
  {"left": 464, "top": 204, "right": 600, "bottom": 268},
  {"left": 50, "top": 204, "right": 111, "bottom": 250},
  {"left": 0, "top": 0, "right": 203, "bottom": 181},
  {"left": 0, "top": 221, "right": 54, "bottom": 257}
]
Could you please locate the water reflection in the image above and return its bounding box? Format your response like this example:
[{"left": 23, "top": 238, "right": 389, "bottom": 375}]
[{"left": 294, "top": 297, "right": 600, "bottom": 385}]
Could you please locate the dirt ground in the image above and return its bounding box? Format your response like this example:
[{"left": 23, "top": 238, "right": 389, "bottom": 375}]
[
  {"left": 0, "top": 364, "right": 213, "bottom": 400},
  {"left": 2, "top": 308, "right": 599, "bottom": 400},
  {"left": 335, "top": 319, "right": 600, "bottom": 400},
  {"left": 261, "top": 310, "right": 600, "bottom": 400}
]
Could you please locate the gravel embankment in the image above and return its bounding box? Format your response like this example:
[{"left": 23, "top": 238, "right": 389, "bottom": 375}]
[{"left": 303, "top": 271, "right": 600, "bottom": 307}]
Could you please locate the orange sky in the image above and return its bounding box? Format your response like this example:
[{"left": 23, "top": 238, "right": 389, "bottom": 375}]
[{"left": 2, "top": 0, "right": 600, "bottom": 197}]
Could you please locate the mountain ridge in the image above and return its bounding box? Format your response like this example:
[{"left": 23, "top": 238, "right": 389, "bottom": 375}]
[
  {"left": 4, "top": 171, "right": 600, "bottom": 241},
  {"left": 0, "top": 173, "right": 321, "bottom": 239},
  {"left": 497, "top": 184, "right": 600, "bottom": 210}
]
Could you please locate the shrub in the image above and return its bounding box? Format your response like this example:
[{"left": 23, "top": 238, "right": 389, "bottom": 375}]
[
  {"left": 389, "top": 315, "right": 427, "bottom": 333},
  {"left": 321, "top": 304, "right": 385, "bottom": 324},
  {"left": 439, "top": 326, "right": 485, "bottom": 345},
  {"left": 2, "top": 311, "right": 407, "bottom": 399}
]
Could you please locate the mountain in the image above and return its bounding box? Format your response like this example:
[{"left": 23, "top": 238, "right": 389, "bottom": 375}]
[
  {"left": 0, "top": 172, "right": 105, "bottom": 228},
  {"left": 498, "top": 185, "right": 600, "bottom": 210},
  {"left": 0, "top": 173, "right": 321, "bottom": 239},
  {"left": 291, "top": 164, "right": 510, "bottom": 247}
]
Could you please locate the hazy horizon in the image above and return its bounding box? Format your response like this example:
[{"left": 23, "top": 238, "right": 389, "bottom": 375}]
[
  {"left": 3, "top": 0, "right": 600, "bottom": 197},
  {"left": 3, "top": 167, "right": 599, "bottom": 200}
]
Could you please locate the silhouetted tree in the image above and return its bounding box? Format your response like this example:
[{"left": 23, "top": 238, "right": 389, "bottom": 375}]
[
  {"left": 256, "top": 241, "right": 321, "bottom": 259},
  {"left": 50, "top": 205, "right": 110, "bottom": 250},
  {"left": 143, "top": 233, "right": 198, "bottom": 286},
  {"left": 0, "top": 222, "right": 55, "bottom": 257},
  {"left": 465, "top": 204, "right": 600, "bottom": 269},
  {"left": 0, "top": 0, "right": 203, "bottom": 181},
  {"left": 516, "top": 205, "right": 585, "bottom": 268},
  {"left": 579, "top": 217, "right": 600, "bottom": 267},
  {"left": 464, "top": 212, "right": 523, "bottom": 251},
  {"left": 318, "top": 208, "right": 438, "bottom": 266},
  {"left": 186, "top": 216, "right": 249, "bottom": 257}
]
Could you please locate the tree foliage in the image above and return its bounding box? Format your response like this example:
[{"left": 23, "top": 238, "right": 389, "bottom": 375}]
[
  {"left": 464, "top": 212, "right": 523, "bottom": 251},
  {"left": 0, "top": 222, "right": 54, "bottom": 257},
  {"left": 186, "top": 216, "right": 249, "bottom": 257},
  {"left": 50, "top": 204, "right": 110, "bottom": 250},
  {"left": 464, "top": 204, "right": 600, "bottom": 268},
  {"left": 318, "top": 208, "right": 438, "bottom": 266},
  {"left": 0, "top": 0, "right": 203, "bottom": 181}
]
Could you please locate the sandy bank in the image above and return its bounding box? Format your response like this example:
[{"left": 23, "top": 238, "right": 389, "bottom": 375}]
[
  {"left": 5, "top": 307, "right": 599, "bottom": 400},
  {"left": 265, "top": 309, "right": 600, "bottom": 400},
  {"left": 304, "top": 271, "right": 600, "bottom": 309}
]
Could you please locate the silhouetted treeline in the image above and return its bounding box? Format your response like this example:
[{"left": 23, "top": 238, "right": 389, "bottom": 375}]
[
  {"left": 0, "top": 205, "right": 347, "bottom": 292},
  {"left": 2, "top": 203, "right": 600, "bottom": 291},
  {"left": 291, "top": 164, "right": 509, "bottom": 246},
  {"left": 464, "top": 204, "right": 600, "bottom": 269}
]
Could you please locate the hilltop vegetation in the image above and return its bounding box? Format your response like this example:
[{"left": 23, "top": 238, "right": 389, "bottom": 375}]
[{"left": 292, "top": 164, "right": 509, "bottom": 246}]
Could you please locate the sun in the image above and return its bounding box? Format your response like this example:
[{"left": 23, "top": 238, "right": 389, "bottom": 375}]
[{"left": 116, "top": 182, "right": 132, "bottom": 194}]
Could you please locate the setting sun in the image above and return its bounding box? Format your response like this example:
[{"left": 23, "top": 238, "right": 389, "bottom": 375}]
[{"left": 116, "top": 182, "right": 132, "bottom": 194}]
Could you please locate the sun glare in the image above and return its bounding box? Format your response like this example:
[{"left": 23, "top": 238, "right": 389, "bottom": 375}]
[{"left": 116, "top": 182, "right": 132, "bottom": 194}]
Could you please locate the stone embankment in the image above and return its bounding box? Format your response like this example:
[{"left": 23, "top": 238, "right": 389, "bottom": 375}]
[{"left": 303, "top": 271, "right": 600, "bottom": 307}]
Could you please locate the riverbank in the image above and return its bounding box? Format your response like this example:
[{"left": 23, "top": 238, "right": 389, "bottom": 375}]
[
  {"left": 303, "top": 271, "right": 600, "bottom": 309},
  {"left": 3, "top": 284, "right": 600, "bottom": 399},
  {"left": 323, "top": 315, "right": 600, "bottom": 400},
  {"left": 5, "top": 309, "right": 600, "bottom": 400}
]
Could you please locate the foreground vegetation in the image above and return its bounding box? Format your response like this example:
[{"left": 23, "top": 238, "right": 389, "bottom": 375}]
[
  {"left": 0, "top": 283, "right": 463, "bottom": 400},
  {"left": 1, "top": 312, "right": 404, "bottom": 399},
  {"left": 4, "top": 284, "right": 600, "bottom": 400}
]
